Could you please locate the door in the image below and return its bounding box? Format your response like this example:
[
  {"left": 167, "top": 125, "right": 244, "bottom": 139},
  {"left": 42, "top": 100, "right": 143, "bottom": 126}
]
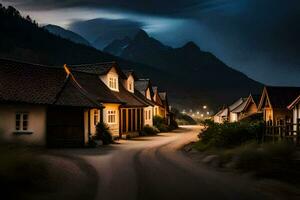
[{"left": 47, "top": 106, "right": 84, "bottom": 147}]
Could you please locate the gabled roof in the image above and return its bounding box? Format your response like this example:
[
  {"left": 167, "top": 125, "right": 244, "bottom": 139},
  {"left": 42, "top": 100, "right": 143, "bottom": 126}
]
[
  {"left": 159, "top": 92, "right": 169, "bottom": 111},
  {"left": 159, "top": 92, "right": 167, "bottom": 101},
  {"left": 152, "top": 86, "right": 163, "bottom": 106},
  {"left": 112, "top": 83, "right": 147, "bottom": 107},
  {"left": 53, "top": 74, "right": 102, "bottom": 108},
  {"left": 258, "top": 86, "right": 300, "bottom": 110},
  {"left": 231, "top": 99, "right": 248, "bottom": 113},
  {"left": 218, "top": 108, "right": 229, "bottom": 117},
  {"left": 69, "top": 64, "right": 147, "bottom": 107},
  {"left": 134, "top": 89, "right": 155, "bottom": 107},
  {"left": 0, "top": 58, "right": 101, "bottom": 108},
  {"left": 229, "top": 98, "right": 247, "bottom": 111},
  {"left": 70, "top": 70, "right": 124, "bottom": 104},
  {"left": 123, "top": 69, "right": 138, "bottom": 80},
  {"left": 68, "top": 62, "right": 127, "bottom": 79},
  {"left": 287, "top": 95, "right": 300, "bottom": 110},
  {"left": 135, "top": 79, "right": 151, "bottom": 93}
]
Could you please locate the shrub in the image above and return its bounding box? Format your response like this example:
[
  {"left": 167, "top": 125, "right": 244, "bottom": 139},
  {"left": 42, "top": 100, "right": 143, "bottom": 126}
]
[
  {"left": 198, "top": 120, "right": 264, "bottom": 149},
  {"left": 153, "top": 116, "right": 165, "bottom": 126},
  {"left": 156, "top": 123, "right": 169, "bottom": 132},
  {"left": 169, "top": 118, "right": 178, "bottom": 130},
  {"left": 140, "top": 125, "right": 160, "bottom": 136},
  {"left": 95, "top": 122, "right": 113, "bottom": 145},
  {"left": 233, "top": 142, "right": 299, "bottom": 181},
  {"left": 153, "top": 116, "right": 168, "bottom": 132}
]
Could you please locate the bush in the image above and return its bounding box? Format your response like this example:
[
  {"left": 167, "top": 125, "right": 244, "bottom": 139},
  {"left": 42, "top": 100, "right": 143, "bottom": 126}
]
[
  {"left": 169, "top": 118, "right": 178, "bottom": 130},
  {"left": 95, "top": 122, "right": 113, "bottom": 145},
  {"left": 139, "top": 125, "right": 160, "bottom": 136},
  {"left": 198, "top": 120, "right": 264, "bottom": 149},
  {"left": 232, "top": 142, "right": 299, "bottom": 181},
  {"left": 153, "top": 116, "right": 171, "bottom": 132}
]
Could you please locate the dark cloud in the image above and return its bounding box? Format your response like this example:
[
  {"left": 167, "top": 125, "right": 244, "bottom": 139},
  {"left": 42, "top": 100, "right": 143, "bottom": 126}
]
[
  {"left": 2, "top": 0, "right": 300, "bottom": 85},
  {"left": 2, "top": 0, "right": 206, "bottom": 15}
]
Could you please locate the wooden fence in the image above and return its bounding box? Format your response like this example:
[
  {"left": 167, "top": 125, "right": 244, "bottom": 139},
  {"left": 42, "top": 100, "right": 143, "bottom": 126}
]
[{"left": 264, "top": 123, "right": 300, "bottom": 145}]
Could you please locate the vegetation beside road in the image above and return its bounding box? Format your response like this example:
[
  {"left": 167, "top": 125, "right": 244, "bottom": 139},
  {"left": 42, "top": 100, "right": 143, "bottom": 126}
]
[
  {"left": 172, "top": 108, "right": 197, "bottom": 125},
  {"left": 191, "top": 120, "right": 300, "bottom": 184}
]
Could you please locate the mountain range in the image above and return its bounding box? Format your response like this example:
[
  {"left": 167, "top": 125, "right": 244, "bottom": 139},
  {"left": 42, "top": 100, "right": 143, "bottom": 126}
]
[
  {"left": 104, "top": 30, "right": 263, "bottom": 109},
  {"left": 0, "top": 5, "right": 263, "bottom": 110},
  {"left": 44, "top": 24, "right": 91, "bottom": 46}
]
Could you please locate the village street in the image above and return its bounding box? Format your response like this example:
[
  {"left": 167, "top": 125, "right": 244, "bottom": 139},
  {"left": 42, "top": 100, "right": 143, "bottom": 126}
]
[{"left": 54, "top": 126, "right": 270, "bottom": 200}]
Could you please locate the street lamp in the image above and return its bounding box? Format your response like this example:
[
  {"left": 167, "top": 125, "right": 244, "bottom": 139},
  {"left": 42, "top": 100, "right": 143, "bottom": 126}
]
[{"left": 203, "top": 105, "right": 207, "bottom": 109}]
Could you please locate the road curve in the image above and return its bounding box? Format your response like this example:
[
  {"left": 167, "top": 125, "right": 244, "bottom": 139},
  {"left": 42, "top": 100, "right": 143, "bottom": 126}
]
[{"left": 59, "top": 126, "right": 269, "bottom": 200}]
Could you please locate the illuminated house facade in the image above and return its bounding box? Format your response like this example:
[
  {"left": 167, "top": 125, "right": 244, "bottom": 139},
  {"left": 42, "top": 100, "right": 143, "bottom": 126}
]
[
  {"left": 135, "top": 79, "right": 155, "bottom": 127},
  {"left": 258, "top": 86, "right": 300, "bottom": 125},
  {"left": 0, "top": 59, "right": 172, "bottom": 146},
  {"left": 0, "top": 59, "right": 104, "bottom": 147},
  {"left": 152, "top": 86, "right": 166, "bottom": 118}
]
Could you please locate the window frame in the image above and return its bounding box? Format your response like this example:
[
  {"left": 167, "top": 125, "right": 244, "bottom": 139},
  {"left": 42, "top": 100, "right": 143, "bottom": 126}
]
[
  {"left": 108, "top": 75, "right": 119, "bottom": 91},
  {"left": 15, "top": 112, "right": 29, "bottom": 131},
  {"left": 107, "top": 110, "right": 117, "bottom": 124},
  {"left": 94, "top": 110, "right": 99, "bottom": 126}
]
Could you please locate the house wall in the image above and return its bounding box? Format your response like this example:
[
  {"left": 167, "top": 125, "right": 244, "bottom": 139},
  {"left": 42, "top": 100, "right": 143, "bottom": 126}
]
[
  {"left": 103, "top": 103, "right": 120, "bottom": 137},
  {"left": 214, "top": 115, "right": 222, "bottom": 123},
  {"left": 124, "top": 75, "right": 134, "bottom": 93},
  {"left": 263, "top": 108, "right": 273, "bottom": 123},
  {"left": 84, "top": 108, "right": 101, "bottom": 143},
  {"left": 144, "top": 106, "right": 153, "bottom": 126},
  {"left": 146, "top": 88, "right": 151, "bottom": 100},
  {"left": 242, "top": 103, "right": 257, "bottom": 119},
  {"left": 100, "top": 67, "right": 119, "bottom": 92},
  {"left": 229, "top": 112, "right": 238, "bottom": 122},
  {"left": 273, "top": 108, "right": 292, "bottom": 125},
  {"left": 0, "top": 104, "right": 46, "bottom": 145}
]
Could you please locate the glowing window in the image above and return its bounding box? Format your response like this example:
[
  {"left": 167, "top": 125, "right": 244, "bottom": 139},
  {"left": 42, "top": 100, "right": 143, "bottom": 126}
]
[{"left": 107, "top": 110, "right": 116, "bottom": 124}]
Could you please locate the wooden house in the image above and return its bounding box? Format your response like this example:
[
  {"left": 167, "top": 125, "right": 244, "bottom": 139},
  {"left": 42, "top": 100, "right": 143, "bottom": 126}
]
[
  {"left": 159, "top": 92, "right": 172, "bottom": 124},
  {"left": 0, "top": 59, "right": 104, "bottom": 147},
  {"left": 213, "top": 107, "right": 229, "bottom": 123},
  {"left": 228, "top": 98, "right": 247, "bottom": 122},
  {"left": 287, "top": 95, "right": 300, "bottom": 133},
  {"left": 231, "top": 94, "right": 261, "bottom": 121},
  {"left": 69, "top": 62, "right": 148, "bottom": 139},
  {"left": 152, "top": 86, "right": 166, "bottom": 118},
  {"left": 258, "top": 86, "right": 300, "bottom": 125},
  {"left": 135, "top": 79, "right": 155, "bottom": 127}
]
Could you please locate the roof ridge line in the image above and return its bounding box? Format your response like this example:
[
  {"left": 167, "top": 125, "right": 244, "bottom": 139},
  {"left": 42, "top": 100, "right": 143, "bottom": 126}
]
[
  {"left": 0, "top": 57, "right": 62, "bottom": 70},
  {"left": 68, "top": 61, "right": 117, "bottom": 67}
]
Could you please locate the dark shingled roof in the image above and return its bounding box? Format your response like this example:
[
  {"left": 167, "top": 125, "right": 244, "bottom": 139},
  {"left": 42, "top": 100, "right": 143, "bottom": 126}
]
[
  {"left": 265, "top": 86, "right": 300, "bottom": 108},
  {"left": 69, "top": 64, "right": 147, "bottom": 107},
  {"left": 71, "top": 71, "right": 124, "bottom": 104},
  {"left": 134, "top": 89, "right": 155, "bottom": 106},
  {"left": 0, "top": 58, "right": 101, "bottom": 108},
  {"left": 112, "top": 83, "right": 147, "bottom": 107},
  {"left": 123, "top": 69, "right": 138, "bottom": 80},
  {"left": 0, "top": 59, "right": 65, "bottom": 104},
  {"left": 68, "top": 62, "right": 127, "bottom": 79},
  {"left": 53, "top": 75, "right": 102, "bottom": 108},
  {"left": 135, "top": 79, "right": 150, "bottom": 93}
]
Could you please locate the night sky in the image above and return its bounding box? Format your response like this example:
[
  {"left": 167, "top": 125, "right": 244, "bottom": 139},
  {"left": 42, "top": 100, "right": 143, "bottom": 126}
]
[{"left": 1, "top": 0, "right": 300, "bottom": 86}]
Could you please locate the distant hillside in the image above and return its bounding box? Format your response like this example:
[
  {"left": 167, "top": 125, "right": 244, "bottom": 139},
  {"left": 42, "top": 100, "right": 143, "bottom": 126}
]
[
  {"left": 104, "top": 30, "right": 263, "bottom": 109},
  {"left": 44, "top": 24, "right": 91, "bottom": 46},
  {"left": 0, "top": 5, "right": 262, "bottom": 110}
]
